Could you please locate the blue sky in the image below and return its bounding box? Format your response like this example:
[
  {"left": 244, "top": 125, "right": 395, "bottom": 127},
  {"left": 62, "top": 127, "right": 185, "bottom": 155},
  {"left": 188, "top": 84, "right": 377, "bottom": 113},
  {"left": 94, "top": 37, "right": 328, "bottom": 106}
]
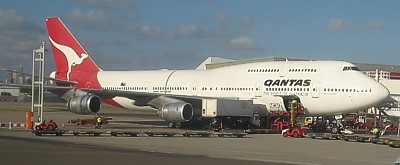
[{"left": 0, "top": 0, "right": 399, "bottom": 78}]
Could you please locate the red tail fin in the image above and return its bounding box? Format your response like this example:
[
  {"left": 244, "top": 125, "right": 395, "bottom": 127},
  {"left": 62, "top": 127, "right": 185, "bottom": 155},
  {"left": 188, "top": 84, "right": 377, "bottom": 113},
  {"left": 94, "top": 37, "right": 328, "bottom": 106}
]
[{"left": 45, "top": 17, "right": 100, "bottom": 81}]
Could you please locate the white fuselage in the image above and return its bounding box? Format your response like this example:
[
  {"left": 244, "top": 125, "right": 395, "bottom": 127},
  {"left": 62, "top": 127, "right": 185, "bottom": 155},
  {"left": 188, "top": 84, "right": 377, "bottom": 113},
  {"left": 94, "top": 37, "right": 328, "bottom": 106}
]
[{"left": 96, "top": 61, "right": 389, "bottom": 116}]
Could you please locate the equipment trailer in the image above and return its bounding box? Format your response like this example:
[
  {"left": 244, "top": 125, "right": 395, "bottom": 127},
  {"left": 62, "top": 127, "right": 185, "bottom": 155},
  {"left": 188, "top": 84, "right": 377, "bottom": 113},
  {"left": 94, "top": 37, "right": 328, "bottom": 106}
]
[{"left": 201, "top": 98, "right": 265, "bottom": 130}]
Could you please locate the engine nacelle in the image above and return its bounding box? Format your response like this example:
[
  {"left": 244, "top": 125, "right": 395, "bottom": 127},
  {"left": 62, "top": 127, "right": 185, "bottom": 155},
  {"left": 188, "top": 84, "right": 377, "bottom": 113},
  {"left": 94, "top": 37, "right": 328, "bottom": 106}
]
[
  {"left": 67, "top": 95, "right": 102, "bottom": 115},
  {"left": 158, "top": 102, "right": 193, "bottom": 122}
]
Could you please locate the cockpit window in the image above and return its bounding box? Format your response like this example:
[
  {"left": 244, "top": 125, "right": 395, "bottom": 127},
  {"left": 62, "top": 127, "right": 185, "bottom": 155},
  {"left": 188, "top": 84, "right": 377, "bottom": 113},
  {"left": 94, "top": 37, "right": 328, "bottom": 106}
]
[{"left": 343, "top": 66, "right": 360, "bottom": 71}]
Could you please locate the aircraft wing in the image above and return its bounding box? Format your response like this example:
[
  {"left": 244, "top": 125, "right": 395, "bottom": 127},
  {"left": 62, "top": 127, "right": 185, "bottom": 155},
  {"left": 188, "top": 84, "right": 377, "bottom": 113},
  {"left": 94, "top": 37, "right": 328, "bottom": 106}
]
[
  {"left": 79, "top": 88, "right": 239, "bottom": 109},
  {"left": 0, "top": 83, "right": 239, "bottom": 109}
]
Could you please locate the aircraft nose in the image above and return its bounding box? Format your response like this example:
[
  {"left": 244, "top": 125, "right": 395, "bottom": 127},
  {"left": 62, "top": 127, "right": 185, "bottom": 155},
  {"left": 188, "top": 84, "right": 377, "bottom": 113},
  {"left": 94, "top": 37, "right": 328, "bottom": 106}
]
[{"left": 375, "top": 83, "right": 390, "bottom": 104}]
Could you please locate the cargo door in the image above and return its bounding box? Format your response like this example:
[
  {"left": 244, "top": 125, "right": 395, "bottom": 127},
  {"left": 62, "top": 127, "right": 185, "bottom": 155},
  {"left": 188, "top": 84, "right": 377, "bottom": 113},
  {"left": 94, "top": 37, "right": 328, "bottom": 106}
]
[
  {"left": 312, "top": 82, "right": 320, "bottom": 98},
  {"left": 202, "top": 99, "right": 217, "bottom": 117}
]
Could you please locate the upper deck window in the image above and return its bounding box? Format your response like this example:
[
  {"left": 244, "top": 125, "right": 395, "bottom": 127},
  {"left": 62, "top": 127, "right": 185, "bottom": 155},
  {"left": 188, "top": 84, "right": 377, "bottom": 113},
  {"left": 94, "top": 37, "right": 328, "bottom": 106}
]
[{"left": 343, "top": 66, "right": 360, "bottom": 71}]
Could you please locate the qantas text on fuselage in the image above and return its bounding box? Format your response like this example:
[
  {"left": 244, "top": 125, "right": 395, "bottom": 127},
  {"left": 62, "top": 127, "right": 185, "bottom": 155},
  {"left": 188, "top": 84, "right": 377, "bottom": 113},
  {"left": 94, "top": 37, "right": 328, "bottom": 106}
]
[{"left": 264, "top": 79, "right": 311, "bottom": 87}]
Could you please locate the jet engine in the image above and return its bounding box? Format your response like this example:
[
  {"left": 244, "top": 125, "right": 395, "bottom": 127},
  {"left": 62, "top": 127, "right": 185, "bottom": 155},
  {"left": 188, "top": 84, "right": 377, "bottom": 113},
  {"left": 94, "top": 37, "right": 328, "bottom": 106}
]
[
  {"left": 158, "top": 102, "right": 193, "bottom": 122},
  {"left": 67, "top": 95, "right": 101, "bottom": 115}
]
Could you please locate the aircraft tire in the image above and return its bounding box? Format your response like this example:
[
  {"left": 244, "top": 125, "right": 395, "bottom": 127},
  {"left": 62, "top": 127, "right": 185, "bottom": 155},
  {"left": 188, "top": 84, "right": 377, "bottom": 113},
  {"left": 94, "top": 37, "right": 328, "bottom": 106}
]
[
  {"left": 168, "top": 122, "right": 176, "bottom": 128},
  {"left": 48, "top": 125, "right": 55, "bottom": 131},
  {"left": 175, "top": 123, "right": 182, "bottom": 128},
  {"left": 331, "top": 127, "right": 338, "bottom": 134}
]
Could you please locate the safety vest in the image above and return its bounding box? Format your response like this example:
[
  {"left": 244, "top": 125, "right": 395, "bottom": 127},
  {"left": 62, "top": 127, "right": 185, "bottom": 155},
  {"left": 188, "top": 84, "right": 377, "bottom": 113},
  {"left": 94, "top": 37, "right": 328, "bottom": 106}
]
[
  {"left": 97, "top": 117, "right": 102, "bottom": 123},
  {"left": 372, "top": 128, "right": 379, "bottom": 134}
]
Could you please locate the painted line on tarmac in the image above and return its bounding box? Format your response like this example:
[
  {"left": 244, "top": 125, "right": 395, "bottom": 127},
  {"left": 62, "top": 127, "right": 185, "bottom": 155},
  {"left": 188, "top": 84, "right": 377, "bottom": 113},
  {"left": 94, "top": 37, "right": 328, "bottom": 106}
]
[
  {"left": 324, "top": 156, "right": 394, "bottom": 165},
  {"left": 209, "top": 148, "right": 277, "bottom": 155},
  {"left": 236, "top": 158, "right": 321, "bottom": 165},
  {"left": 209, "top": 149, "right": 320, "bottom": 165}
]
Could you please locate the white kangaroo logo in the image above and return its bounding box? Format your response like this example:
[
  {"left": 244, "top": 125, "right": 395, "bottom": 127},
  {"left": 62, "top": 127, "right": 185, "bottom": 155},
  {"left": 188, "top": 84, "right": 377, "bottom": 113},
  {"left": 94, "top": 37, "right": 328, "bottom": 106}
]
[{"left": 49, "top": 37, "right": 89, "bottom": 80}]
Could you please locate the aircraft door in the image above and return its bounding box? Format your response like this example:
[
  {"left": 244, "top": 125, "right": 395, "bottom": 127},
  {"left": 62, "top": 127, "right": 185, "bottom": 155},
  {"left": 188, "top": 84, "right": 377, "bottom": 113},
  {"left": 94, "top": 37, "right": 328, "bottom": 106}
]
[
  {"left": 255, "top": 82, "right": 262, "bottom": 97},
  {"left": 279, "top": 62, "right": 291, "bottom": 77},
  {"left": 145, "top": 82, "right": 150, "bottom": 92},
  {"left": 312, "top": 82, "right": 320, "bottom": 98},
  {"left": 191, "top": 82, "right": 199, "bottom": 95}
]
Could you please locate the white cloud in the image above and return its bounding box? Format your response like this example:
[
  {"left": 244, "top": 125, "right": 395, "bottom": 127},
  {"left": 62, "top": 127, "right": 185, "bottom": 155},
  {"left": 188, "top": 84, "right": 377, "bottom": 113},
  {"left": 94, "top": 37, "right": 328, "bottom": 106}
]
[
  {"left": 215, "top": 13, "right": 231, "bottom": 22},
  {"left": 229, "top": 36, "right": 256, "bottom": 50},
  {"left": 76, "top": 0, "right": 118, "bottom": 9},
  {"left": 327, "top": 18, "right": 354, "bottom": 32},
  {"left": 366, "top": 21, "right": 386, "bottom": 30},
  {"left": 128, "top": 25, "right": 174, "bottom": 40},
  {"left": 0, "top": 9, "right": 23, "bottom": 30},
  {"left": 0, "top": 10, "right": 47, "bottom": 79},
  {"left": 75, "top": 0, "right": 134, "bottom": 10},
  {"left": 65, "top": 9, "right": 175, "bottom": 40},
  {"left": 179, "top": 25, "right": 207, "bottom": 38},
  {"left": 138, "top": 26, "right": 162, "bottom": 36},
  {"left": 327, "top": 18, "right": 387, "bottom": 32},
  {"left": 65, "top": 9, "right": 117, "bottom": 31},
  {"left": 240, "top": 15, "right": 253, "bottom": 27}
]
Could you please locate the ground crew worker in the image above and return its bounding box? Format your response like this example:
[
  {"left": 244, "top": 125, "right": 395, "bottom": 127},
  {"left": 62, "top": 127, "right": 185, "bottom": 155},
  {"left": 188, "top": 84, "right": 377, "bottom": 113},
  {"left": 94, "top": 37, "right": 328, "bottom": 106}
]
[
  {"left": 354, "top": 119, "right": 359, "bottom": 129},
  {"left": 290, "top": 100, "right": 297, "bottom": 128},
  {"left": 372, "top": 127, "right": 379, "bottom": 139},
  {"left": 96, "top": 116, "right": 103, "bottom": 128}
]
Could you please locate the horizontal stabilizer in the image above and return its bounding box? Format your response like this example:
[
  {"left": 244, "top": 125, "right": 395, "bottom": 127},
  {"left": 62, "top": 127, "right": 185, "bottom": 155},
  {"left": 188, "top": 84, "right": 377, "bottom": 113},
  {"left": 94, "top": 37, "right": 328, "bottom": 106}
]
[{"left": 0, "top": 68, "right": 77, "bottom": 86}]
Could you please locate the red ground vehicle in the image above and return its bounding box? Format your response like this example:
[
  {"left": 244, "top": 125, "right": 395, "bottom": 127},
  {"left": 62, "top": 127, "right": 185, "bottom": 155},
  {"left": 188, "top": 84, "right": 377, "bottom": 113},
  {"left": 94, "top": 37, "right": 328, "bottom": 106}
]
[
  {"left": 282, "top": 128, "right": 306, "bottom": 138},
  {"left": 35, "top": 120, "right": 58, "bottom": 130},
  {"left": 385, "top": 124, "right": 398, "bottom": 131}
]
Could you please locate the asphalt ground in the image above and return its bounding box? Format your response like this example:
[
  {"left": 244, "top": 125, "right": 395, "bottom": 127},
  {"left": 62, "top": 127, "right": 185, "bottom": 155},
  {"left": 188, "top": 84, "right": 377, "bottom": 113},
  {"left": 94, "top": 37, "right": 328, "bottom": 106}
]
[
  {"left": 0, "top": 132, "right": 276, "bottom": 165},
  {"left": 0, "top": 102, "right": 399, "bottom": 165}
]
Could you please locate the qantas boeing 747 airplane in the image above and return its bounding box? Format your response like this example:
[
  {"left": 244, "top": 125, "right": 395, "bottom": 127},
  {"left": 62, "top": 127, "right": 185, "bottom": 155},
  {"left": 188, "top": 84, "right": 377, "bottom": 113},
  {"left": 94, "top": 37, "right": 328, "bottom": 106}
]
[{"left": 26, "top": 17, "right": 390, "bottom": 128}]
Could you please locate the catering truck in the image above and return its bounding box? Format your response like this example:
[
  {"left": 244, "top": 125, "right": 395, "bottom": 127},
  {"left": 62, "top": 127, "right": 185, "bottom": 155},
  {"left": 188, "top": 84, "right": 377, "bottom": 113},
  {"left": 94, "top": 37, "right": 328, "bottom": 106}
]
[{"left": 201, "top": 98, "right": 264, "bottom": 130}]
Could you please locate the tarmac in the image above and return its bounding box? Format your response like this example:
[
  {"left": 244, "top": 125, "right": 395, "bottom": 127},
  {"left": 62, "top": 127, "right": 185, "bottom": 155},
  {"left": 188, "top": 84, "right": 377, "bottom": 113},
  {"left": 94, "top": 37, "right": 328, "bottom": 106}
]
[{"left": 0, "top": 102, "right": 399, "bottom": 165}]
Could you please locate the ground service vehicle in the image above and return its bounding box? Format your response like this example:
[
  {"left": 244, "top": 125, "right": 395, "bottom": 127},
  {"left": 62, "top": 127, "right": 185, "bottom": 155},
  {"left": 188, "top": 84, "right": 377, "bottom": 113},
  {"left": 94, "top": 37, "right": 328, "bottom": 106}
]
[
  {"left": 304, "top": 117, "right": 313, "bottom": 126},
  {"left": 201, "top": 99, "right": 262, "bottom": 130},
  {"left": 0, "top": 92, "right": 17, "bottom": 102},
  {"left": 282, "top": 128, "right": 306, "bottom": 138},
  {"left": 34, "top": 121, "right": 58, "bottom": 131}
]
